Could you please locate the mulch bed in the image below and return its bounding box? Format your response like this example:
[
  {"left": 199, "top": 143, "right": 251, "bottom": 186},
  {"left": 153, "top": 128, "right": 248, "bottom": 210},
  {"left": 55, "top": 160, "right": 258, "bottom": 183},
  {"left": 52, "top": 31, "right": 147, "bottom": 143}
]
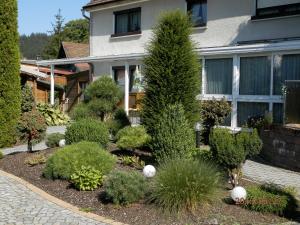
[{"left": 0, "top": 148, "right": 290, "bottom": 225}]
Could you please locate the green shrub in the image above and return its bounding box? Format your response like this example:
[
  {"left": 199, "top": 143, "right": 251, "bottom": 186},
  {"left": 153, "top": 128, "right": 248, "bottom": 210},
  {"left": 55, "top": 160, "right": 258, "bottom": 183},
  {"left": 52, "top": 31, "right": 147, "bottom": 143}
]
[
  {"left": 190, "top": 145, "right": 214, "bottom": 161},
  {"left": 116, "top": 126, "right": 151, "bottom": 150},
  {"left": 104, "top": 170, "right": 147, "bottom": 205},
  {"left": 106, "top": 108, "right": 131, "bottom": 136},
  {"left": 17, "top": 110, "right": 47, "bottom": 152},
  {"left": 0, "top": 151, "right": 3, "bottom": 159},
  {"left": 21, "top": 84, "right": 35, "bottom": 113},
  {"left": 236, "top": 129, "right": 262, "bottom": 159},
  {"left": 200, "top": 98, "right": 231, "bottom": 144},
  {"left": 209, "top": 128, "right": 245, "bottom": 170},
  {"left": 149, "top": 158, "right": 221, "bottom": 213},
  {"left": 24, "top": 153, "right": 46, "bottom": 166},
  {"left": 243, "top": 184, "right": 298, "bottom": 215},
  {"left": 120, "top": 155, "right": 145, "bottom": 169},
  {"left": 37, "top": 103, "right": 70, "bottom": 126},
  {"left": 65, "top": 119, "right": 109, "bottom": 147},
  {"left": 43, "top": 141, "right": 116, "bottom": 180},
  {"left": 0, "top": 0, "right": 21, "bottom": 148},
  {"left": 45, "top": 133, "right": 65, "bottom": 148},
  {"left": 70, "top": 165, "right": 103, "bottom": 191},
  {"left": 141, "top": 11, "right": 200, "bottom": 137},
  {"left": 70, "top": 102, "right": 94, "bottom": 121},
  {"left": 151, "top": 104, "right": 195, "bottom": 163}
]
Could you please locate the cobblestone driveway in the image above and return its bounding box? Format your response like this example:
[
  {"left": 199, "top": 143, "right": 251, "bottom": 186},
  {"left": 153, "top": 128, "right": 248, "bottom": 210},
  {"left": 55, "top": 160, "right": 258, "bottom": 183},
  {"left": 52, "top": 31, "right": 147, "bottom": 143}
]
[{"left": 0, "top": 174, "right": 108, "bottom": 225}]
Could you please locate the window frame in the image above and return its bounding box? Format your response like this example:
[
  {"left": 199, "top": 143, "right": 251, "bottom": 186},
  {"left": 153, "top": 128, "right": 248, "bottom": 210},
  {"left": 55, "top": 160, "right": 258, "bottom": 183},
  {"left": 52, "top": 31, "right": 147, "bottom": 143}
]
[
  {"left": 186, "top": 0, "right": 207, "bottom": 27},
  {"left": 112, "top": 7, "right": 142, "bottom": 37},
  {"left": 252, "top": 1, "right": 300, "bottom": 20}
]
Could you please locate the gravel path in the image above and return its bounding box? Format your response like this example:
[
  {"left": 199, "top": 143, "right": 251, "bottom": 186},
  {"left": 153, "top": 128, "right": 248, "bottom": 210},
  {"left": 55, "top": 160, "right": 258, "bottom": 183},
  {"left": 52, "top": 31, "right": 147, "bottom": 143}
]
[
  {"left": 242, "top": 160, "right": 300, "bottom": 198},
  {"left": 0, "top": 173, "right": 108, "bottom": 225},
  {"left": 2, "top": 126, "right": 66, "bottom": 155}
]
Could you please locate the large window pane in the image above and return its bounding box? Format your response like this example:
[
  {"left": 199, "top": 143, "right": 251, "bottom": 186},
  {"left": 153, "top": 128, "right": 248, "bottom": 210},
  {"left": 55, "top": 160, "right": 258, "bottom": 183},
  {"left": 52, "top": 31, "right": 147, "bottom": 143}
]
[
  {"left": 114, "top": 8, "right": 141, "bottom": 35},
  {"left": 273, "top": 54, "right": 300, "bottom": 95},
  {"left": 237, "top": 102, "right": 269, "bottom": 127},
  {"left": 273, "top": 103, "right": 283, "bottom": 124},
  {"left": 115, "top": 14, "right": 128, "bottom": 34},
  {"left": 205, "top": 58, "right": 233, "bottom": 94},
  {"left": 240, "top": 56, "right": 271, "bottom": 95},
  {"left": 187, "top": 0, "right": 207, "bottom": 27}
]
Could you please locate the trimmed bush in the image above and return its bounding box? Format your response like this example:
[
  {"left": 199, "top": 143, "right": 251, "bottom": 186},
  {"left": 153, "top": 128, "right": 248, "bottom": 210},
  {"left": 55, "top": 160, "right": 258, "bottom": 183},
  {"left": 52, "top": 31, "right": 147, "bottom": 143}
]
[
  {"left": 70, "top": 165, "right": 103, "bottom": 191},
  {"left": 43, "top": 141, "right": 116, "bottom": 180},
  {"left": 149, "top": 158, "right": 221, "bottom": 213},
  {"left": 209, "top": 128, "right": 245, "bottom": 170},
  {"left": 151, "top": 103, "right": 195, "bottom": 163},
  {"left": 141, "top": 11, "right": 200, "bottom": 137},
  {"left": 106, "top": 108, "right": 131, "bottom": 136},
  {"left": 236, "top": 129, "right": 262, "bottom": 159},
  {"left": 190, "top": 145, "right": 213, "bottom": 161},
  {"left": 45, "top": 133, "right": 65, "bottom": 148},
  {"left": 17, "top": 110, "right": 47, "bottom": 152},
  {"left": 104, "top": 170, "right": 147, "bottom": 205},
  {"left": 200, "top": 98, "right": 231, "bottom": 143},
  {"left": 116, "top": 126, "right": 151, "bottom": 150},
  {"left": 243, "top": 184, "right": 298, "bottom": 215},
  {"left": 65, "top": 119, "right": 109, "bottom": 147},
  {"left": 70, "top": 102, "right": 94, "bottom": 121},
  {"left": 21, "top": 84, "right": 35, "bottom": 113},
  {"left": 0, "top": 0, "right": 21, "bottom": 148}
]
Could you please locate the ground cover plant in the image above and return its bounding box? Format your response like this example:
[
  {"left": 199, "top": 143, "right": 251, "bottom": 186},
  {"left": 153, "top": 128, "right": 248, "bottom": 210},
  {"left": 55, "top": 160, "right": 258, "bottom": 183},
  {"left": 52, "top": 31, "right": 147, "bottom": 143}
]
[
  {"left": 65, "top": 118, "right": 109, "bottom": 147},
  {"left": 120, "top": 155, "right": 145, "bottom": 169},
  {"left": 43, "top": 141, "right": 116, "bottom": 180},
  {"left": 142, "top": 10, "right": 200, "bottom": 137},
  {"left": 104, "top": 170, "right": 147, "bottom": 205},
  {"left": 116, "top": 126, "right": 151, "bottom": 150},
  {"left": 37, "top": 103, "right": 70, "bottom": 126},
  {"left": 45, "top": 133, "right": 65, "bottom": 148},
  {"left": 24, "top": 153, "right": 46, "bottom": 167},
  {"left": 149, "top": 157, "right": 221, "bottom": 213}
]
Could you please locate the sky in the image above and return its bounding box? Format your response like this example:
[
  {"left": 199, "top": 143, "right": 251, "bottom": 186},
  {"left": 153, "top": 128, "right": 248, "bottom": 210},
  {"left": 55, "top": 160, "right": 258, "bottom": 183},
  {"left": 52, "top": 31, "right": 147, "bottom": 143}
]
[{"left": 18, "top": 0, "right": 90, "bottom": 35}]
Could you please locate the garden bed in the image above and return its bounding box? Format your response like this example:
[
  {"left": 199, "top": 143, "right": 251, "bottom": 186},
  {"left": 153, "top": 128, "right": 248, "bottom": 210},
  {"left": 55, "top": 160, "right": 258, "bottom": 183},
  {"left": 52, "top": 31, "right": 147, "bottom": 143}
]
[{"left": 0, "top": 148, "right": 289, "bottom": 225}]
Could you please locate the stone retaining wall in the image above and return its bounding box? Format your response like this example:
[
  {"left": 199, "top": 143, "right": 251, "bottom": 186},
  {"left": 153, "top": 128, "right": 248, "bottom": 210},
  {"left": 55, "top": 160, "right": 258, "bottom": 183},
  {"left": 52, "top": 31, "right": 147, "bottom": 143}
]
[{"left": 260, "top": 125, "right": 300, "bottom": 172}]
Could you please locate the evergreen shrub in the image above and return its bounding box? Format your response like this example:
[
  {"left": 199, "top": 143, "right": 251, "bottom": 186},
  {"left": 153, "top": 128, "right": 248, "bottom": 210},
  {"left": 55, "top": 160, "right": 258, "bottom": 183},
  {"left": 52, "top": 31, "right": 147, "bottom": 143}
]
[{"left": 45, "top": 133, "right": 65, "bottom": 148}]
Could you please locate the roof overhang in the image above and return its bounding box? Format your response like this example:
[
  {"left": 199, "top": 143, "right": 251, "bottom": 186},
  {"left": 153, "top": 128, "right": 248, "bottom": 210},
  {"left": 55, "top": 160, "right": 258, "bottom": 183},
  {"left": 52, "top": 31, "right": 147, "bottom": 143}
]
[
  {"left": 83, "top": 0, "right": 150, "bottom": 12},
  {"left": 20, "top": 65, "right": 49, "bottom": 79}
]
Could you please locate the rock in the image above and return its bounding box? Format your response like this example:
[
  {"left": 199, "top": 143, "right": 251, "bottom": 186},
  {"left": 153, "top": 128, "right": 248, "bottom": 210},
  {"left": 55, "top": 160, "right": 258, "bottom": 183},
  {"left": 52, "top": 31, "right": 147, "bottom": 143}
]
[{"left": 203, "top": 218, "right": 218, "bottom": 225}]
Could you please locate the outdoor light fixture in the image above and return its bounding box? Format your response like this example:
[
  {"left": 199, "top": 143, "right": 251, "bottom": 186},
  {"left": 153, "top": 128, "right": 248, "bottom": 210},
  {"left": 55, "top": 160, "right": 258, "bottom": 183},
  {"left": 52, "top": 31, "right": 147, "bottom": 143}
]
[
  {"left": 231, "top": 186, "right": 247, "bottom": 204},
  {"left": 143, "top": 165, "right": 156, "bottom": 178},
  {"left": 59, "top": 139, "right": 66, "bottom": 147},
  {"left": 194, "top": 122, "right": 202, "bottom": 148}
]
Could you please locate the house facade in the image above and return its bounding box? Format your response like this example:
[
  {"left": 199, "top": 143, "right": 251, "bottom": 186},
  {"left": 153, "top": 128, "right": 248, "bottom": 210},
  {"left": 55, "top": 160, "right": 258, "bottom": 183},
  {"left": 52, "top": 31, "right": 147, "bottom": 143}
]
[{"left": 76, "top": 0, "right": 300, "bottom": 128}]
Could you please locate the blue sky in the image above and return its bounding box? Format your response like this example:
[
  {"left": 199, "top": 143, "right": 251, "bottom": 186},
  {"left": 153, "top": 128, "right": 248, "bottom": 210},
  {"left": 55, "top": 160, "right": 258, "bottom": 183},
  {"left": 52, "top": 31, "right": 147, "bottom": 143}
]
[{"left": 18, "top": 0, "right": 90, "bottom": 35}]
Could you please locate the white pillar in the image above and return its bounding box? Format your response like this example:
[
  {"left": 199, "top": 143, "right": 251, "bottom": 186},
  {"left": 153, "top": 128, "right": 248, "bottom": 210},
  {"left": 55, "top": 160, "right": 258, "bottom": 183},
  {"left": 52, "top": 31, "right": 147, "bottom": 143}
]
[
  {"left": 124, "top": 62, "right": 130, "bottom": 115},
  {"left": 231, "top": 55, "right": 240, "bottom": 129},
  {"left": 50, "top": 65, "right": 55, "bottom": 105}
]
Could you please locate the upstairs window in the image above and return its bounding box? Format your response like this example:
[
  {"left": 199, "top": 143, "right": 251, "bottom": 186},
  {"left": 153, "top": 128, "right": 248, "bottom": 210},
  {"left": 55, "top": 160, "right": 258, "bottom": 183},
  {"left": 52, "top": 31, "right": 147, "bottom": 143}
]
[
  {"left": 187, "top": 0, "right": 207, "bottom": 27},
  {"left": 253, "top": 0, "right": 300, "bottom": 20},
  {"left": 113, "top": 7, "right": 141, "bottom": 37}
]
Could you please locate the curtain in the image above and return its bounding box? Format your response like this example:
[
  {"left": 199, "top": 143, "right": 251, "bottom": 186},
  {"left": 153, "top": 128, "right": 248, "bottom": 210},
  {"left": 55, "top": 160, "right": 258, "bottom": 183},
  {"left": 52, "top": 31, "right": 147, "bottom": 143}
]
[
  {"left": 116, "top": 14, "right": 128, "bottom": 34},
  {"left": 273, "top": 103, "right": 283, "bottom": 124},
  {"left": 237, "top": 102, "right": 269, "bottom": 127},
  {"left": 129, "top": 11, "right": 141, "bottom": 32},
  {"left": 205, "top": 58, "right": 233, "bottom": 94},
  {"left": 240, "top": 56, "right": 271, "bottom": 95},
  {"left": 273, "top": 54, "right": 300, "bottom": 95}
]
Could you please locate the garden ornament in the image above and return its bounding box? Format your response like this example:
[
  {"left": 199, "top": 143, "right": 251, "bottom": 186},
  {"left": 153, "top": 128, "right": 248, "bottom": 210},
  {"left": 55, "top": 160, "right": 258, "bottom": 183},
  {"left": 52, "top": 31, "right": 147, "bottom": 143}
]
[
  {"left": 59, "top": 139, "right": 66, "bottom": 147},
  {"left": 231, "top": 186, "right": 247, "bottom": 204},
  {"left": 143, "top": 165, "right": 156, "bottom": 178}
]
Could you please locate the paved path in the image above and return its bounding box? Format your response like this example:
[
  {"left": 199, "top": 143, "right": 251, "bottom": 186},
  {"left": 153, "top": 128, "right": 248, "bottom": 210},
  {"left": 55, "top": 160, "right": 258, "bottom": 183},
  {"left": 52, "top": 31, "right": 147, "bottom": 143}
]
[
  {"left": 0, "top": 172, "right": 109, "bottom": 225},
  {"left": 242, "top": 160, "right": 300, "bottom": 198},
  {"left": 2, "top": 126, "right": 66, "bottom": 156}
]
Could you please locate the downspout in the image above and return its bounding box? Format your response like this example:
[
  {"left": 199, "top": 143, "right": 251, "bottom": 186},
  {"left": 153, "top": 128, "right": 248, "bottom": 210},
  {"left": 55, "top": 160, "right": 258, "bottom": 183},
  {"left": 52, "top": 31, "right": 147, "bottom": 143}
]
[
  {"left": 81, "top": 8, "right": 90, "bottom": 20},
  {"left": 82, "top": 8, "right": 93, "bottom": 83}
]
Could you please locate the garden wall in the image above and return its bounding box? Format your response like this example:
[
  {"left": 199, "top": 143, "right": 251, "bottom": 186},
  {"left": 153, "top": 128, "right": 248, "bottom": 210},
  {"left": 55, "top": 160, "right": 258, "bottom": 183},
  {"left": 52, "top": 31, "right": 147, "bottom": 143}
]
[{"left": 260, "top": 125, "right": 300, "bottom": 172}]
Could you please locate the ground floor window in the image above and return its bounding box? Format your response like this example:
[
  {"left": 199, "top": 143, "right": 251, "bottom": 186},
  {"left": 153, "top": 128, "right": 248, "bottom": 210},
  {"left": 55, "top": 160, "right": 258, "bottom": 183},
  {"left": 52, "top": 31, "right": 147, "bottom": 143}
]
[{"left": 237, "top": 102, "right": 269, "bottom": 127}]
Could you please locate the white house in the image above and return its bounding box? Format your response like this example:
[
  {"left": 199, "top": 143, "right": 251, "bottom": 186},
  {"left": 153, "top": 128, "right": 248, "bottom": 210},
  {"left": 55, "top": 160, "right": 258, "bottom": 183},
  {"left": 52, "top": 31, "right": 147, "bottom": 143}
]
[{"left": 38, "top": 0, "right": 300, "bottom": 129}]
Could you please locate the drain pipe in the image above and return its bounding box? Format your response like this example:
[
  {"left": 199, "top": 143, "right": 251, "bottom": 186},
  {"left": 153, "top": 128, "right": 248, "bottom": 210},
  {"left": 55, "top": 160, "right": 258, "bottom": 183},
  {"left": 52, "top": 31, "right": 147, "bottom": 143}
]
[{"left": 81, "top": 8, "right": 90, "bottom": 20}]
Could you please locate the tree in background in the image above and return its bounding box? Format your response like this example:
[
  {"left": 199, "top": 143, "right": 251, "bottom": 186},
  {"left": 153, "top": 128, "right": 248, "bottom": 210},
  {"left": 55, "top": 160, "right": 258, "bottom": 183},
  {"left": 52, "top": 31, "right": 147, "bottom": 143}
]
[
  {"left": 63, "top": 19, "right": 89, "bottom": 44},
  {"left": 0, "top": 0, "right": 21, "bottom": 147},
  {"left": 141, "top": 11, "right": 201, "bottom": 136},
  {"left": 43, "top": 9, "right": 65, "bottom": 59}
]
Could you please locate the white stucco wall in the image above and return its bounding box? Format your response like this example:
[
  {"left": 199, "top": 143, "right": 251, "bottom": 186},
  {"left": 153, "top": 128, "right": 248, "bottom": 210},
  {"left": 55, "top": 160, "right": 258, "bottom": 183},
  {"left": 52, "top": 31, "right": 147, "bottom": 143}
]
[{"left": 90, "top": 0, "right": 300, "bottom": 59}]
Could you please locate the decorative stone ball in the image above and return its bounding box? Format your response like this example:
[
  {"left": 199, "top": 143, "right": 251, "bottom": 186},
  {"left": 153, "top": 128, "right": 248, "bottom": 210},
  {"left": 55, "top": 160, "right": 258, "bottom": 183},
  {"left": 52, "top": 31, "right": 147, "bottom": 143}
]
[
  {"left": 59, "top": 139, "right": 66, "bottom": 147},
  {"left": 231, "top": 186, "right": 247, "bottom": 203},
  {"left": 143, "top": 165, "right": 156, "bottom": 178}
]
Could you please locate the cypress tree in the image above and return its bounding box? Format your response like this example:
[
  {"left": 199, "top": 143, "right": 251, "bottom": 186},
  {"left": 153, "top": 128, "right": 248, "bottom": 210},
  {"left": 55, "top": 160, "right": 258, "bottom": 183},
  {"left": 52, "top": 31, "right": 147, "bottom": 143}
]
[
  {"left": 0, "top": 0, "right": 21, "bottom": 147},
  {"left": 141, "top": 10, "right": 200, "bottom": 136}
]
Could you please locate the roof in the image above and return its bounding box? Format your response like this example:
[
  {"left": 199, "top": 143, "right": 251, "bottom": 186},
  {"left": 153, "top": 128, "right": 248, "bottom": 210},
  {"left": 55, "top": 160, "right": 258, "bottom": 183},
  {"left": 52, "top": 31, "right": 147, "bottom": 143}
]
[
  {"left": 83, "top": 0, "right": 124, "bottom": 9},
  {"left": 20, "top": 65, "right": 49, "bottom": 79},
  {"left": 61, "top": 42, "right": 89, "bottom": 58}
]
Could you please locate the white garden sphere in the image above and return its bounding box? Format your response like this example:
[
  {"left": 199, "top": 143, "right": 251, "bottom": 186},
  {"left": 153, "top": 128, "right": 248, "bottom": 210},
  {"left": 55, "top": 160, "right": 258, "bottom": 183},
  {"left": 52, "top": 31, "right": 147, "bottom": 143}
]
[
  {"left": 143, "top": 165, "right": 156, "bottom": 178},
  {"left": 231, "top": 186, "right": 247, "bottom": 203},
  {"left": 59, "top": 139, "right": 66, "bottom": 147}
]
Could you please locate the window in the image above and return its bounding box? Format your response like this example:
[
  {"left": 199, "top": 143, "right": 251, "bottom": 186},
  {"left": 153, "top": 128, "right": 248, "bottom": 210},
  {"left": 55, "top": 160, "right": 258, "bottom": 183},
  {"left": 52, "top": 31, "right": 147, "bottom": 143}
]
[
  {"left": 113, "top": 8, "right": 141, "bottom": 37},
  {"left": 187, "top": 0, "right": 207, "bottom": 27},
  {"left": 273, "top": 103, "right": 284, "bottom": 124},
  {"left": 113, "top": 66, "right": 136, "bottom": 93},
  {"left": 237, "top": 102, "right": 269, "bottom": 127},
  {"left": 205, "top": 58, "right": 233, "bottom": 94},
  {"left": 240, "top": 56, "right": 271, "bottom": 95},
  {"left": 253, "top": 0, "right": 300, "bottom": 20},
  {"left": 273, "top": 54, "right": 300, "bottom": 95}
]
